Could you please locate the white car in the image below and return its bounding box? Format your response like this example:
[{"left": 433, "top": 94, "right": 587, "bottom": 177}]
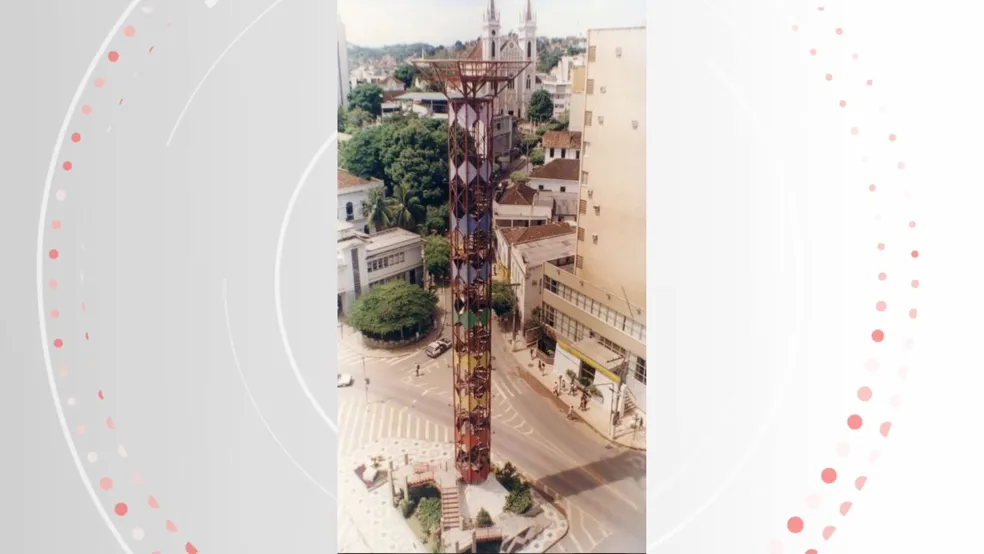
[{"left": 337, "top": 373, "right": 353, "bottom": 387}]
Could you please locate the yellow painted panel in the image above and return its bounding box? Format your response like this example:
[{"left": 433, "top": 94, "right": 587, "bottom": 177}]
[{"left": 558, "top": 341, "right": 621, "bottom": 383}]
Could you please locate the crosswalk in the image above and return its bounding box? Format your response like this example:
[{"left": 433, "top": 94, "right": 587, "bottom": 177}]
[
  {"left": 337, "top": 397, "right": 454, "bottom": 456},
  {"left": 335, "top": 348, "right": 417, "bottom": 370}
]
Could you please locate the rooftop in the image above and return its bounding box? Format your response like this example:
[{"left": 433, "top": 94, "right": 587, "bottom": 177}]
[
  {"left": 338, "top": 168, "right": 382, "bottom": 190},
  {"left": 513, "top": 232, "right": 577, "bottom": 269},
  {"left": 499, "top": 221, "right": 575, "bottom": 246},
  {"left": 497, "top": 182, "right": 538, "bottom": 206},
  {"left": 570, "top": 337, "right": 625, "bottom": 372},
  {"left": 541, "top": 131, "right": 582, "bottom": 150},
  {"left": 366, "top": 227, "right": 423, "bottom": 254},
  {"left": 529, "top": 159, "right": 580, "bottom": 182},
  {"left": 393, "top": 91, "right": 463, "bottom": 102}
]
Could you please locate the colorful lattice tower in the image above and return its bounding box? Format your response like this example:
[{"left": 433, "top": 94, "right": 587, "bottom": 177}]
[{"left": 411, "top": 58, "right": 529, "bottom": 484}]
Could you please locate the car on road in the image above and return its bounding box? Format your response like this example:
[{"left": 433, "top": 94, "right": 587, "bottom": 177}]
[
  {"left": 425, "top": 337, "right": 452, "bottom": 358},
  {"left": 337, "top": 373, "right": 353, "bottom": 387}
]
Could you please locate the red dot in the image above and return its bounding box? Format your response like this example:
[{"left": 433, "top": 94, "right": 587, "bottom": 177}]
[
  {"left": 911, "top": 250, "right": 919, "bottom": 258},
  {"left": 114, "top": 503, "right": 128, "bottom": 516},
  {"left": 50, "top": 309, "right": 60, "bottom": 319},
  {"left": 839, "top": 100, "right": 846, "bottom": 107},
  {"left": 49, "top": 249, "right": 59, "bottom": 260},
  {"left": 52, "top": 220, "right": 62, "bottom": 229},
  {"left": 807, "top": 550, "right": 818, "bottom": 554},
  {"left": 872, "top": 329, "right": 884, "bottom": 342},
  {"left": 787, "top": 517, "right": 804, "bottom": 533},
  {"left": 858, "top": 386, "right": 872, "bottom": 401},
  {"left": 848, "top": 414, "right": 863, "bottom": 430},
  {"left": 878, "top": 272, "right": 887, "bottom": 281},
  {"left": 49, "top": 279, "right": 58, "bottom": 289},
  {"left": 889, "top": 133, "right": 897, "bottom": 142},
  {"left": 99, "top": 477, "right": 113, "bottom": 491},
  {"left": 124, "top": 25, "right": 136, "bottom": 37},
  {"left": 866, "top": 79, "right": 874, "bottom": 86},
  {"left": 825, "top": 73, "right": 833, "bottom": 81},
  {"left": 81, "top": 105, "right": 92, "bottom": 115},
  {"left": 852, "top": 53, "right": 859, "bottom": 60},
  {"left": 876, "top": 301, "right": 886, "bottom": 311},
  {"left": 869, "top": 184, "right": 876, "bottom": 192},
  {"left": 836, "top": 28, "right": 843, "bottom": 35},
  {"left": 63, "top": 161, "right": 72, "bottom": 171},
  {"left": 898, "top": 162, "right": 906, "bottom": 170},
  {"left": 810, "top": 48, "right": 817, "bottom": 56},
  {"left": 71, "top": 132, "right": 81, "bottom": 143},
  {"left": 911, "top": 279, "right": 919, "bottom": 288},
  {"left": 792, "top": 25, "right": 799, "bottom": 31},
  {"left": 851, "top": 127, "right": 860, "bottom": 135},
  {"left": 877, "top": 243, "right": 884, "bottom": 251},
  {"left": 909, "top": 309, "right": 918, "bottom": 319},
  {"left": 821, "top": 468, "right": 838, "bottom": 483},
  {"left": 108, "top": 51, "right": 120, "bottom": 62},
  {"left": 909, "top": 221, "right": 916, "bottom": 228},
  {"left": 53, "top": 338, "right": 64, "bottom": 348}
]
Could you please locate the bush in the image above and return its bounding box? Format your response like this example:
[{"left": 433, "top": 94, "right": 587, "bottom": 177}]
[
  {"left": 476, "top": 507, "right": 493, "bottom": 528},
  {"left": 494, "top": 462, "right": 521, "bottom": 492},
  {"left": 348, "top": 281, "right": 438, "bottom": 341},
  {"left": 417, "top": 497, "right": 442, "bottom": 534},
  {"left": 424, "top": 235, "right": 451, "bottom": 284},
  {"left": 491, "top": 282, "right": 517, "bottom": 318},
  {"left": 504, "top": 483, "right": 534, "bottom": 515},
  {"left": 529, "top": 148, "right": 545, "bottom": 166}
]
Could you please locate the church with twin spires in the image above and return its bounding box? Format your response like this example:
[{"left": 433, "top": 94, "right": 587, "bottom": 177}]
[{"left": 471, "top": 0, "right": 539, "bottom": 120}]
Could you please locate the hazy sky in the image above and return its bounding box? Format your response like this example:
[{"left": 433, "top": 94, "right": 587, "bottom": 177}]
[{"left": 338, "top": 0, "right": 647, "bottom": 48}]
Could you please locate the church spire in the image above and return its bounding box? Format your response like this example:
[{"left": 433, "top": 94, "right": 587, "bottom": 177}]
[
  {"left": 524, "top": 0, "right": 534, "bottom": 22},
  {"left": 485, "top": 0, "right": 498, "bottom": 22}
]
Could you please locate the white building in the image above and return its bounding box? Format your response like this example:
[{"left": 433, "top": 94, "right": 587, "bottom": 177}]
[
  {"left": 337, "top": 221, "right": 425, "bottom": 317},
  {"left": 540, "top": 130, "right": 582, "bottom": 164},
  {"left": 338, "top": 18, "right": 350, "bottom": 107},
  {"left": 338, "top": 168, "right": 384, "bottom": 234},
  {"left": 493, "top": 182, "right": 552, "bottom": 228},
  {"left": 527, "top": 158, "right": 579, "bottom": 223},
  {"left": 373, "top": 75, "right": 406, "bottom": 92},
  {"left": 494, "top": 222, "right": 576, "bottom": 326}
]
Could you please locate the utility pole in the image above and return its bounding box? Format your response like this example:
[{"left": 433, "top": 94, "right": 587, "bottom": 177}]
[{"left": 362, "top": 355, "right": 369, "bottom": 405}]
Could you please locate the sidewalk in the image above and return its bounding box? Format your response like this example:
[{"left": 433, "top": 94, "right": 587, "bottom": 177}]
[{"left": 491, "top": 321, "right": 647, "bottom": 451}]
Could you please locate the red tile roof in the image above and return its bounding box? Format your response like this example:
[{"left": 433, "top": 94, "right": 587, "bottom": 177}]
[
  {"left": 529, "top": 159, "right": 580, "bottom": 182},
  {"left": 500, "top": 222, "right": 575, "bottom": 245},
  {"left": 497, "top": 182, "right": 538, "bottom": 206},
  {"left": 338, "top": 168, "right": 381, "bottom": 189},
  {"left": 541, "top": 131, "right": 582, "bottom": 150}
]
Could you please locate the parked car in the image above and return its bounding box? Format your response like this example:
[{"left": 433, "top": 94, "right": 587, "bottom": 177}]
[
  {"left": 337, "top": 373, "right": 353, "bottom": 387},
  {"left": 425, "top": 337, "right": 452, "bottom": 358}
]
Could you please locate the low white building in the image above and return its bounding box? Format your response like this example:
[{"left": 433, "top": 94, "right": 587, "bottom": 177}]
[
  {"left": 493, "top": 182, "right": 552, "bottom": 228},
  {"left": 527, "top": 158, "right": 580, "bottom": 223},
  {"left": 337, "top": 221, "right": 425, "bottom": 317},
  {"left": 494, "top": 222, "right": 576, "bottom": 327},
  {"left": 541, "top": 131, "right": 582, "bottom": 164},
  {"left": 338, "top": 169, "right": 384, "bottom": 235}
]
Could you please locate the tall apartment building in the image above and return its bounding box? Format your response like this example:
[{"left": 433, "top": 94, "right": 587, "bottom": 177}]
[
  {"left": 539, "top": 27, "right": 647, "bottom": 423},
  {"left": 337, "top": 18, "right": 351, "bottom": 108}
]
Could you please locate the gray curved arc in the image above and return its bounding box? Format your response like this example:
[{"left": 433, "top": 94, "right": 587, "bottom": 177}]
[{"left": 36, "top": 2, "right": 146, "bottom": 553}]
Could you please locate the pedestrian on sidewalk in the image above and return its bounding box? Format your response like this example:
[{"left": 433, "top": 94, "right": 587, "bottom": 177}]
[
  {"left": 415, "top": 363, "right": 420, "bottom": 377},
  {"left": 529, "top": 348, "right": 534, "bottom": 360}
]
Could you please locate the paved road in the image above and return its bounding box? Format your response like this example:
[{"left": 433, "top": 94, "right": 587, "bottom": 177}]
[{"left": 336, "top": 329, "right": 646, "bottom": 553}]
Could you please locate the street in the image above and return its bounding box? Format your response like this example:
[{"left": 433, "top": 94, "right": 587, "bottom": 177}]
[{"left": 336, "top": 331, "right": 646, "bottom": 553}]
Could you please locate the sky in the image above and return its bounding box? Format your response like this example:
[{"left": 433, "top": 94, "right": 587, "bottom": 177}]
[{"left": 338, "top": 0, "right": 646, "bottom": 48}]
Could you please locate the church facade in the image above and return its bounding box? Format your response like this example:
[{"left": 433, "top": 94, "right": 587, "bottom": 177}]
[{"left": 477, "top": 0, "right": 538, "bottom": 120}]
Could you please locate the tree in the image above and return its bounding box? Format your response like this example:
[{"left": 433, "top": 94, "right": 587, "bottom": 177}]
[
  {"left": 344, "top": 107, "right": 373, "bottom": 131},
  {"left": 529, "top": 148, "right": 545, "bottom": 166},
  {"left": 520, "top": 133, "right": 540, "bottom": 154},
  {"left": 491, "top": 282, "right": 517, "bottom": 317},
  {"left": 338, "top": 107, "right": 347, "bottom": 132},
  {"left": 381, "top": 116, "right": 449, "bottom": 205},
  {"left": 424, "top": 236, "right": 451, "bottom": 285},
  {"left": 504, "top": 483, "right": 534, "bottom": 514},
  {"left": 566, "top": 45, "right": 586, "bottom": 56},
  {"left": 555, "top": 110, "right": 570, "bottom": 130},
  {"left": 348, "top": 83, "right": 384, "bottom": 116},
  {"left": 476, "top": 508, "right": 493, "bottom": 528},
  {"left": 537, "top": 49, "right": 561, "bottom": 73},
  {"left": 341, "top": 126, "right": 386, "bottom": 181},
  {"left": 388, "top": 182, "right": 424, "bottom": 230},
  {"left": 510, "top": 171, "right": 530, "bottom": 185},
  {"left": 361, "top": 186, "right": 392, "bottom": 232},
  {"left": 348, "top": 282, "right": 438, "bottom": 341},
  {"left": 528, "top": 89, "right": 554, "bottom": 123},
  {"left": 417, "top": 497, "right": 442, "bottom": 534},
  {"left": 393, "top": 64, "right": 417, "bottom": 89},
  {"left": 423, "top": 203, "right": 449, "bottom": 236}
]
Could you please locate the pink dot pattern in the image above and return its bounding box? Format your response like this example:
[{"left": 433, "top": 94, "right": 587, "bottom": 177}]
[
  {"left": 41, "top": 15, "right": 197, "bottom": 554},
  {"left": 777, "top": 7, "right": 919, "bottom": 552}
]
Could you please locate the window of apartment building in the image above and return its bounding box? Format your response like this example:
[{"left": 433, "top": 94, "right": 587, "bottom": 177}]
[
  {"left": 586, "top": 79, "right": 594, "bottom": 94},
  {"left": 576, "top": 255, "right": 584, "bottom": 269},
  {"left": 633, "top": 356, "right": 646, "bottom": 384},
  {"left": 560, "top": 186, "right": 566, "bottom": 193},
  {"left": 577, "top": 227, "right": 585, "bottom": 241},
  {"left": 578, "top": 199, "right": 587, "bottom": 214},
  {"left": 581, "top": 171, "right": 588, "bottom": 184},
  {"left": 588, "top": 45, "right": 597, "bottom": 62},
  {"left": 584, "top": 111, "right": 592, "bottom": 126},
  {"left": 544, "top": 276, "right": 558, "bottom": 294},
  {"left": 575, "top": 149, "right": 580, "bottom": 160},
  {"left": 345, "top": 202, "right": 354, "bottom": 221},
  {"left": 367, "top": 252, "right": 406, "bottom": 273}
]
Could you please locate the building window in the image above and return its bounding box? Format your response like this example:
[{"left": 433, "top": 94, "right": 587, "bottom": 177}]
[
  {"left": 588, "top": 45, "right": 597, "bottom": 62},
  {"left": 586, "top": 79, "right": 594, "bottom": 94},
  {"left": 549, "top": 148, "right": 555, "bottom": 158},
  {"left": 538, "top": 184, "right": 545, "bottom": 191},
  {"left": 579, "top": 199, "right": 587, "bottom": 214},
  {"left": 577, "top": 227, "right": 585, "bottom": 241},
  {"left": 575, "top": 149, "right": 580, "bottom": 160},
  {"left": 527, "top": 41, "right": 532, "bottom": 59},
  {"left": 615, "top": 47, "right": 623, "bottom": 58},
  {"left": 526, "top": 74, "right": 531, "bottom": 90},
  {"left": 633, "top": 357, "right": 646, "bottom": 384},
  {"left": 491, "top": 41, "right": 496, "bottom": 58},
  {"left": 345, "top": 202, "right": 354, "bottom": 221},
  {"left": 575, "top": 255, "right": 583, "bottom": 269},
  {"left": 560, "top": 186, "right": 566, "bottom": 193},
  {"left": 560, "top": 148, "right": 567, "bottom": 159},
  {"left": 508, "top": 79, "right": 515, "bottom": 89},
  {"left": 581, "top": 171, "right": 588, "bottom": 184},
  {"left": 584, "top": 111, "right": 592, "bottom": 126}
]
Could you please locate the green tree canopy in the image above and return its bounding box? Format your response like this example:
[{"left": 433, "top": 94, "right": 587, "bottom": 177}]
[
  {"left": 361, "top": 186, "right": 392, "bottom": 232},
  {"left": 476, "top": 508, "right": 493, "bottom": 528},
  {"left": 344, "top": 107, "right": 373, "bottom": 132},
  {"left": 422, "top": 203, "right": 449, "bottom": 236},
  {"left": 393, "top": 64, "right": 417, "bottom": 89},
  {"left": 423, "top": 235, "right": 451, "bottom": 284},
  {"left": 529, "top": 148, "right": 545, "bottom": 166},
  {"left": 510, "top": 171, "right": 530, "bottom": 185},
  {"left": 341, "top": 126, "right": 386, "bottom": 181},
  {"left": 347, "top": 281, "right": 438, "bottom": 341},
  {"left": 389, "top": 182, "right": 424, "bottom": 230},
  {"left": 528, "top": 89, "right": 554, "bottom": 123},
  {"left": 491, "top": 282, "right": 518, "bottom": 317},
  {"left": 347, "top": 83, "right": 384, "bottom": 116},
  {"left": 338, "top": 107, "right": 347, "bottom": 132},
  {"left": 520, "top": 133, "right": 541, "bottom": 154},
  {"left": 537, "top": 49, "right": 561, "bottom": 73}
]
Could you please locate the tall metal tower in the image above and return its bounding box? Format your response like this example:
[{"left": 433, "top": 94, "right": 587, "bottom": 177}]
[{"left": 411, "top": 57, "right": 528, "bottom": 484}]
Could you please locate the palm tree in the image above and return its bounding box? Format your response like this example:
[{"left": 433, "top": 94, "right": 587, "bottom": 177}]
[
  {"left": 388, "top": 182, "right": 424, "bottom": 231},
  {"left": 361, "top": 186, "right": 392, "bottom": 233}
]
